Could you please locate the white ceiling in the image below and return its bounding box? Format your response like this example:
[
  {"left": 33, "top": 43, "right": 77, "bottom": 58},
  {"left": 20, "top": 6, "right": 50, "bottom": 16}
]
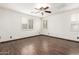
[{"left": 0, "top": 3, "right": 79, "bottom": 17}]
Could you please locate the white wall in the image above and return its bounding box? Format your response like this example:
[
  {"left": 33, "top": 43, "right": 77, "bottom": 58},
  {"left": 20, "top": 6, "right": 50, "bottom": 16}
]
[
  {"left": 0, "top": 8, "right": 41, "bottom": 42},
  {"left": 1, "top": 5, "right": 79, "bottom": 42},
  {"left": 41, "top": 8, "right": 79, "bottom": 41}
]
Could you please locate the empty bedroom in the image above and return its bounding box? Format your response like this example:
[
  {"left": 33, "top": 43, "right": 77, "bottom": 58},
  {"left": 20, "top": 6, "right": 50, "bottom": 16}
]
[{"left": 0, "top": 3, "right": 79, "bottom": 55}]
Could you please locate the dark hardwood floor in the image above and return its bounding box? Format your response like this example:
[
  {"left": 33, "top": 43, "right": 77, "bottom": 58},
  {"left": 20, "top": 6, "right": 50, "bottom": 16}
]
[{"left": 0, "top": 35, "right": 79, "bottom": 55}]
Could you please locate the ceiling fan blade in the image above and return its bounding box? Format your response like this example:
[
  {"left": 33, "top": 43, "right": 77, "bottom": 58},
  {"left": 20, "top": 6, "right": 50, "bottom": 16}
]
[
  {"left": 44, "top": 6, "right": 49, "bottom": 10},
  {"left": 34, "top": 8, "right": 40, "bottom": 10},
  {"left": 31, "top": 11, "right": 41, "bottom": 14},
  {"left": 45, "top": 11, "right": 51, "bottom": 13}
]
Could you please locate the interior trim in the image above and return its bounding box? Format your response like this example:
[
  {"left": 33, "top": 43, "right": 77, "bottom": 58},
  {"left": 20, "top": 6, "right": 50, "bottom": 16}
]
[
  {"left": 40, "top": 34, "right": 79, "bottom": 43},
  {"left": 0, "top": 35, "right": 40, "bottom": 43},
  {"left": 0, "top": 34, "right": 79, "bottom": 43}
]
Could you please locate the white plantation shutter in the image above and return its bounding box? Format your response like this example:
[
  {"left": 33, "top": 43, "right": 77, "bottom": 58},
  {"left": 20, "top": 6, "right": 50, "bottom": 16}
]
[
  {"left": 71, "top": 13, "right": 79, "bottom": 32},
  {"left": 22, "top": 24, "right": 28, "bottom": 29},
  {"left": 71, "top": 23, "right": 79, "bottom": 32},
  {"left": 28, "top": 19, "right": 33, "bottom": 29},
  {"left": 43, "top": 20, "right": 47, "bottom": 29},
  {"left": 22, "top": 17, "right": 33, "bottom": 30}
]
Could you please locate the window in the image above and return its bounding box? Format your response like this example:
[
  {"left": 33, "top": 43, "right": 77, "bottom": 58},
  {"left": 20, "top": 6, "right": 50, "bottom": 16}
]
[
  {"left": 71, "top": 13, "right": 79, "bottom": 22},
  {"left": 71, "top": 23, "right": 79, "bottom": 32},
  {"left": 21, "top": 17, "right": 33, "bottom": 30},
  {"left": 42, "top": 19, "right": 48, "bottom": 29},
  {"left": 28, "top": 19, "right": 33, "bottom": 29},
  {"left": 71, "top": 13, "right": 79, "bottom": 32}
]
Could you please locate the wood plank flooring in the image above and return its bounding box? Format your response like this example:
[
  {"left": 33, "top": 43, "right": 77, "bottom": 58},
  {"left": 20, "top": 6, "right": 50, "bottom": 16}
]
[{"left": 0, "top": 35, "right": 79, "bottom": 55}]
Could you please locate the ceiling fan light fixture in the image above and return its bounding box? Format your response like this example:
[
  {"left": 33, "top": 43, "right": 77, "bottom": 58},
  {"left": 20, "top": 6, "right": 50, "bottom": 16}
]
[{"left": 32, "top": 3, "right": 51, "bottom": 16}]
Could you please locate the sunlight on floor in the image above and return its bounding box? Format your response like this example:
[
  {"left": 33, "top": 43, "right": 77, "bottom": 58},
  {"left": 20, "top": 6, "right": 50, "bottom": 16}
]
[{"left": 21, "top": 44, "right": 36, "bottom": 55}]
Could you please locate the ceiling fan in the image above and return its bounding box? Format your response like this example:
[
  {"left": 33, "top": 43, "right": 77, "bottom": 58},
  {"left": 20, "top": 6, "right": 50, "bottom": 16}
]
[{"left": 32, "top": 5, "right": 52, "bottom": 16}]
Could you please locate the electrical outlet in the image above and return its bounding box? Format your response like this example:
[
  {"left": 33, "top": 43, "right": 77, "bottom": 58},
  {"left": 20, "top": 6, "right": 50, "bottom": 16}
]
[
  {"left": 10, "top": 36, "right": 12, "bottom": 39},
  {"left": 77, "top": 37, "right": 79, "bottom": 39}
]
